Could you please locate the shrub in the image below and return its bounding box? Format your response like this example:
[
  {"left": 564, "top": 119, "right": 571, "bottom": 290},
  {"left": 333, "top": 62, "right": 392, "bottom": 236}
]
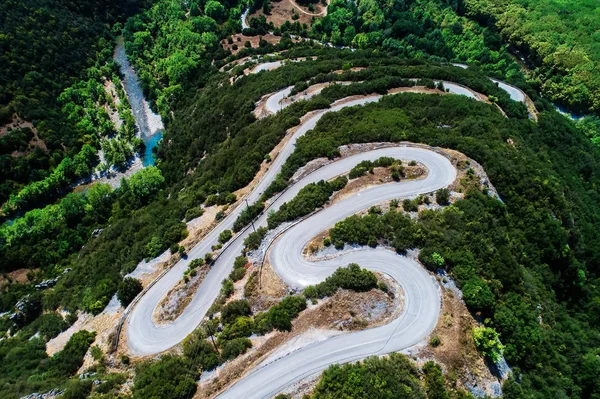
[
  {"left": 229, "top": 255, "right": 248, "bottom": 281},
  {"left": 90, "top": 345, "right": 104, "bottom": 361},
  {"left": 221, "top": 338, "right": 252, "bottom": 361},
  {"left": 32, "top": 312, "right": 67, "bottom": 339},
  {"left": 462, "top": 278, "right": 495, "bottom": 311},
  {"left": 219, "top": 229, "right": 233, "bottom": 244},
  {"left": 133, "top": 356, "right": 197, "bottom": 399},
  {"left": 403, "top": 198, "right": 419, "bottom": 212},
  {"left": 61, "top": 379, "right": 93, "bottom": 399},
  {"left": 221, "top": 300, "right": 252, "bottom": 325},
  {"left": 219, "top": 316, "right": 254, "bottom": 342},
  {"left": 189, "top": 258, "right": 205, "bottom": 269},
  {"left": 184, "top": 206, "right": 203, "bottom": 221},
  {"left": 304, "top": 263, "right": 378, "bottom": 299},
  {"left": 267, "top": 177, "right": 347, "bottom": 229},
  {"left": 473, "top": 326, "right": 504, "bottom": 362},
  {"left": 47, "top": 330, "right": 96, "bottom": 378},
  {"left": 435, "top": 188, "right": 450, "bottom": 206},
  {"left": 183, "top": 336, "right": 219, "bottom": 371},
  {"left": 244, "top": 271, "right": 259, "bottom": 297},
  {"left": 422, "top": 361, "right": 448, "bottom": 399},
  {"left": 243, "top": 226, "right": 268, "bottom": 250},
  {"left": 117, "top": 277, "right": 143, "bottom": 307},
  {"left": 229, "top": 267, "right": 246, "bottom": 281},
  {"left": 233, "top": 202, "right": 264, "bottom": 232},
  {"left": 220, "top": 279, "right": 234, "bottom": 298},
  {"left": 253, "top": 296, "right": 307, "bottom": 334},
  {"left": 311, "top": 353, "right": 424, "bottom": 398},
  {"left": 419, "top": 249, "right": 445, "bottom": 271}
]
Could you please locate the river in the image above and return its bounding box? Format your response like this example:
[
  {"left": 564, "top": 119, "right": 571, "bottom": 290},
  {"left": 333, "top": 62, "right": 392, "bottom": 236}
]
[{"left": 113, "top": 37, "right": 164, "bottom": 166}]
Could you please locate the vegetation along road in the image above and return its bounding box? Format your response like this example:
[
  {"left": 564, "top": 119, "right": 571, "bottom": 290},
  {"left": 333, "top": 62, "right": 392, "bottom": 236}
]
[{"left": 126, "top": 89, "right": 457, "bottom": 398}]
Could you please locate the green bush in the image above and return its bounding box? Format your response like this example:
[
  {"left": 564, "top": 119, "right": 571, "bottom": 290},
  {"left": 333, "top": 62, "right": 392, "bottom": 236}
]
[
  {"left": 348, "top": 157, "right": 396, "bottom": 179},
  {"left": 182, "top": 335, "right": 219, "bottom": 372},
  {"left": 189, "top": 258, "right": 205, "bottom": 269},
  {"left": 218, "top": 229, "right": 233, "bottom": 244},
  {"left": 473, "top": 326, "right": 504, "bottom": 362},
  {"left": 253, "top": 296, "right": 307, "bottom": 334},
  {"left": 133, "top": 355, "right": 197, "bottom": 399},
  {"left": 220, "top": 338, "right": 252, "bottom": 361},
  {"left": 418, "top": 249, "right": 445, "bottom": 271},
  {"left": 47, "top": 330, "right": 96, "bottom": 378},
  {"left": 184, "top": 206, "right": 204, "bottom": 221},
  {"left": 243, "top": 227, "right": 268, "bottom": 250},
  {"left": 267, "top": 177, "right": 347, "bottom": 230},
  {"left": 304, "top": 263, "right": 378, "bottom": 299},
  {"left": 233, "top": 202, "right": 264, "bottom": 232},
  {"left": 435, "top": 188, "right": 450, "bottom": 206},
  {"left": 403, "top": 198, "right": 419, "bottom": 212},
  {"left": 219, "top": 316, "right": 254, "bottom": 342},
  {"left": 309, "top": 353, "right": 425, "bottom": 399},
  {"left": 221, "top": 300, "right": 252, "bottom": 325},
  {"left": 422, "top": 361, "right": 449, "bottom": 399},
  {"left": 229, "top": 267, "right": 246, "bottom": 282},
  {"left": 60, "top": 379, "right": 93, "bottom": 399},
  {"left": 462, "top": 278, "right": 495, "bottom": 311},
  {"left": 117, "top": 277, "right": 143, "bottom": 307}
]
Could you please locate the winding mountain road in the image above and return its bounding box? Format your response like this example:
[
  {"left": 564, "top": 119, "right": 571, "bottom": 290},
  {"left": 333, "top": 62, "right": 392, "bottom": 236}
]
[{"left": 125, "top": 88, "right": 458, "bottom": 397}]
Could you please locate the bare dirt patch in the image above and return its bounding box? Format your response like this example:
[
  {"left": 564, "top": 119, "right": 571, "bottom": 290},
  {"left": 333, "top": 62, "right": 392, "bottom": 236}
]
[
  {"left": 331, "top": 163, "right": 426, "bottom": 204},
  {"left": 0, "top": 116, "right": 37, "bottom": 137},
  {"left": 221, "top": 34, "right": 290, "bottom": 55},
  {"left": 248, "top": 0, "right": 327, "bottom": 28},
  {"left": 417, "top": 287, "right": 501, "bottom": 397},
  {"left": 332, "top": 67, "right": 366, "bottom": 74},
  {"left": 103, "top": 79, "right": 123, "bottom": 131},
  {"left": 0, "top": 268, "right": 39, "bottom": 289},
  {"left": 1, "top": 115, "right": 48, "bottom": 157},
  {"left": 47, "top": 297, "right": 123, "bottom": 357},
  {"left": 181, "top": 205, "right": 223, "bottom": 250},
  {"left": 388, "top": 86, "right": 445, "bottom": 96},
  {"left": 153, "top": 264, "right": 211, "bottom": 325},
  {"left": 253, "top": 258, "right": 288, "bottom": 307}
]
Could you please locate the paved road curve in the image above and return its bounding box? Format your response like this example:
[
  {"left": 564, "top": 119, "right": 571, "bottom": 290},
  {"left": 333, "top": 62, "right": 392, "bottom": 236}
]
[
  {"left": 125, "top": 92, "right": 456, "bottom": 397},
  {"left": 217, "top": 146, "right": 453, "bottom": 398}
]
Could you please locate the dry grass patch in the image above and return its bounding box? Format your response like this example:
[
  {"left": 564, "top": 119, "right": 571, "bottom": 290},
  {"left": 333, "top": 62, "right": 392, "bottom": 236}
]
[{"left": 420, "top": 288, "right": 498, "bottom": 395}]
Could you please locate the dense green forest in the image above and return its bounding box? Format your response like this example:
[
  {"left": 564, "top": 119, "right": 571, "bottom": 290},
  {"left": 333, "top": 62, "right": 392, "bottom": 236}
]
[
  {"left": 311, "top": 0, "right": 599, "bottom": 116},
  {"left": 0, "top": 0, "right": 148, "bottom": 209},
  {"left": 2, "top": 0, "right": 600, "bottom": 395},
  {"left": 2, "top": 46, "right": 598, "bottom": 396},
  {"left": 122, "top": 0, "right": 243, "bottom": 118},
  {"left": 268, "top": 92, "right": 600, "bottom": 397},
  {"left": 463, "top": 0, "right": 600, "bottom": 114}
]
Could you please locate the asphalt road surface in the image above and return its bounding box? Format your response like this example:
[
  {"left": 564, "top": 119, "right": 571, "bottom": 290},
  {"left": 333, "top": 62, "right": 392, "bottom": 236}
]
[{"left": 125, "top": 90, "right": 457, "bottom": 398}]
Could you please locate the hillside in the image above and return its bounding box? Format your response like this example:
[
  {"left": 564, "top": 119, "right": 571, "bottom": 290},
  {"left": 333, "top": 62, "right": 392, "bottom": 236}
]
[{"left": 1, "top": 0, "right": 600, "bottom": 398}]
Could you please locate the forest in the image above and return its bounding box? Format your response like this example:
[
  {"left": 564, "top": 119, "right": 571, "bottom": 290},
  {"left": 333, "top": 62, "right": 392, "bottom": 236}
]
[
  {"left": 309, "top": 0, "right": 599, "bottom": 116},
  {"left": 269, "top": 92, "right": 600, "bottom": 398},
  {"left": 0, "top": 0, "right": 148, "bottom": 210},
  {"left": 463, "top": 0, "right": 600, "bottom": 115},
  {"left": 2, "top": 45, "right": 599, "bottom": 397},
  {"left": 1, "top": 0, "right": 600, "bottom": 396}
]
